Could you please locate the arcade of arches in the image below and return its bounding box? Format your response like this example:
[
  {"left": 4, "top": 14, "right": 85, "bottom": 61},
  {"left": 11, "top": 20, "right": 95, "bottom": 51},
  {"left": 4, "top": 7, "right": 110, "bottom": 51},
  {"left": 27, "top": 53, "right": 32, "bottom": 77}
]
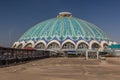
[{"left": 15, "top": 42, "right": 109, "bottom": 50}]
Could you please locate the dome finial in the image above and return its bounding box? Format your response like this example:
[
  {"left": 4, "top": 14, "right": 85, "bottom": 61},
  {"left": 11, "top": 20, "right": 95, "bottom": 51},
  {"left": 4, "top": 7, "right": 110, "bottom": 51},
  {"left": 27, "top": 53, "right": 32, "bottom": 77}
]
[{"left": 57, "top": 12, "right": 72, "bottom": 17}]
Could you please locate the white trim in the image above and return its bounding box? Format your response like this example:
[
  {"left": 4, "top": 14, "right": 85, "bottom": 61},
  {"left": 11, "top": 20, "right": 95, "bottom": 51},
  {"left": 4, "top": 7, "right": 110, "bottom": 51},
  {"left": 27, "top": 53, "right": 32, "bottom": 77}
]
[
  {"left": 101, "top": 41, "right": 109, "bottom": 49},
  {"left": 109, "top": 41, "right": 113, "bottom": 45},
  {"left": 20, "top": 41, "right": 26, "bottom": 48},
  {"left": 47, "top": 40, "right": 60, "bottom": 48},
  {"left": 62, "top": 40, "right": 75, "bottom": 46},
  {"left": 89, "top": 40, "right": 101, "bottom": 49},
  {"left": 12, "top": 42, "right": 19, "bottom": 48},
  {"left": 59, "top": 12, "right": 72, "bottom": 15},
  {"left": 101, "top": 41, "right": 108, "bottom": 45},
  {"left": 17, "top": 43, "right": 23, "bottom": 49},
  {"left": 23, "top": 40, "right": 34, "bottom": 48},
  {"left": 62, "top": 39, "right": 76, "bottom": 49},
  {"left": 76, "top": 40, "right": 89, "bottom": 49},
  {"left": 113, "top": 42, "right": 117, "bottom": 44},
  {"left": 15, "top": 41, "right": 26, "bottom": 49},
  {"left": 34, "top": 40, "right": 46, "bottom": 48}
]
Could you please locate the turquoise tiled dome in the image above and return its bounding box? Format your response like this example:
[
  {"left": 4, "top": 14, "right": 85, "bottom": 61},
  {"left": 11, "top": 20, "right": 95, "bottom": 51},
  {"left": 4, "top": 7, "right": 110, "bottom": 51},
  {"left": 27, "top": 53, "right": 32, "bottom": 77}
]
[{"left": 19, "top": 13, "right": 110, "bottom": 43}]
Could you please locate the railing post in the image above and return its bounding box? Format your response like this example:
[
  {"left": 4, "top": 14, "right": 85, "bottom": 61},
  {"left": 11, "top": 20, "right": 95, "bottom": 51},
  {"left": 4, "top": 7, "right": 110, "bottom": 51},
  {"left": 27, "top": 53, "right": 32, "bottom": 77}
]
[
  {"left": 97, "top": 51, "right": 99, "bottom": 59},
  {"left": 86, "top": 50, "right": 88, "bottom": 60}
]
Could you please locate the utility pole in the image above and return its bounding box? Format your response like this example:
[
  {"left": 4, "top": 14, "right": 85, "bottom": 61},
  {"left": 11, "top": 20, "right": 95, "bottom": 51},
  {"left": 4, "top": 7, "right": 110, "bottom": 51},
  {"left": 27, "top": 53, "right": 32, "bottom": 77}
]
[{"left": 8, "top": 30, "right": 11, "bottom": 47}]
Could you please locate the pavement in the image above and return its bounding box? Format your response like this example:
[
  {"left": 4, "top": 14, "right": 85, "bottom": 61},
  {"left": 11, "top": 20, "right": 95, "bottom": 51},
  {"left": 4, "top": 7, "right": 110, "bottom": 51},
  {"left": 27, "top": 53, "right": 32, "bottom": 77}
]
[{"left": 0, "top": 57, "right": 120, "bottom": 80}]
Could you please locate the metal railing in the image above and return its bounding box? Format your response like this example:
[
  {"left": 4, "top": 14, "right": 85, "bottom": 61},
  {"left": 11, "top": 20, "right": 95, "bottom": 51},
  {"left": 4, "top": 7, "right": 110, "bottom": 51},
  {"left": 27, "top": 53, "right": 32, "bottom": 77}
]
[{"left": 0, "top": 47, "right": 50, "bottom": 67}]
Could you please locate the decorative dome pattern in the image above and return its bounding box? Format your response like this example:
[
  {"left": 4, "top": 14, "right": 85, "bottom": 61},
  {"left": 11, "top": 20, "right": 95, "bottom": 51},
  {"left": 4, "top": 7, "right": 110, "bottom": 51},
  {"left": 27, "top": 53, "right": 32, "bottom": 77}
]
[
  {"left": 13, "top": 12, "right": 113, "bottom": 50},
  {"left": 19, "top": 17, "right": 109, "bottom": 43}
]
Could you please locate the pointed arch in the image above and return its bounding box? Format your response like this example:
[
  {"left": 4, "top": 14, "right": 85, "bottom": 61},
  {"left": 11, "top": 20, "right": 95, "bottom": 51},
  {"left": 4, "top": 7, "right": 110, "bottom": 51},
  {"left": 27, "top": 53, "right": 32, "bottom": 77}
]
[
  {"left": 62, "top": 40, "right": 75, "bottom": 46},
  {"left": 103, "top": 43, "right": 109, "bottom": 50},
  {"left": 62, "top": 40, "right": 76, "bottom": 49},
  {"left": 47, "top": 40, "right": 60, "bottom": 49},
  {"left": 17, "top": 43, "right": 23, "bottom": 49},
  {"left": 13, "top": 44, "right": 17, "bottom": 48},
  {"left": 15, "top": 41, "right": 26, "bottom": 49},
  {"left": 76, "top": 40, "right": 89, "bottom": 49},
  {"left": 34, "top": 40, "right": 46, "bottom": 49},
  {"left": 101, "top": 41, "right": 109, "bottom": 50},
  {"left": 47, "top": 42, "right": 60, "bottom": 49},
  {"left": 23, "top": 40, "right": 34, "bottom": 49},
  {"left": 12, "top": 42, "right": 19, "bottom": 48},
  {"left": 90, "top": 40, "right": 101, "bottom": 50}
]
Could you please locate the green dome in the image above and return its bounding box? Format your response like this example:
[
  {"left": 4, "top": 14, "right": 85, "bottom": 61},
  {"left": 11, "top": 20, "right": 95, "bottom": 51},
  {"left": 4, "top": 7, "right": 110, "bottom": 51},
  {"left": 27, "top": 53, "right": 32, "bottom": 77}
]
[{"left": 19, "top": 13, "right": 110, "bottom": 43}]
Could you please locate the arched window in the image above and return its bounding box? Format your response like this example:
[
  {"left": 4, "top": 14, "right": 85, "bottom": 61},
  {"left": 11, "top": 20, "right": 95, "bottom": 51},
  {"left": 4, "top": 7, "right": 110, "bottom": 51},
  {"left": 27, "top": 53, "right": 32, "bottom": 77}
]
[
  {"left": 78, "top": 43, "right": 89, "bottom": 49},
  {"left": 47, "top": 42, "right": 60, "bottom": 49},
  {"left": 35, "top": 43, "right": 45, "bottom": 49},
  {"left": 103, "top": 44, "right": 109, "bottom": 49},
  {"left": 17, "top": 44, "right": 23, "bottom": 49},
  {"left": 91, "top": 43, "right": 100, "bottom": 50},
  {"left": 24, "top": 43, "right": 32, "bottom": 49},
  {"left": 62, "top": 42, "right": 75, "bottom": 49}
]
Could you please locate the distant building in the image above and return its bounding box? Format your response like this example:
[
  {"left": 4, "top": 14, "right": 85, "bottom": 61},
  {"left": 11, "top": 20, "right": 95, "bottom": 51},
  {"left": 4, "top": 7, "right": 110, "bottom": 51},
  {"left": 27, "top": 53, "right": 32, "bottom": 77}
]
[
  {"left": 12, "top": 12, "right": 116, "bottom": 51},
  {"left": 110, "top": 44, "right": 120, "bottom": 56}
]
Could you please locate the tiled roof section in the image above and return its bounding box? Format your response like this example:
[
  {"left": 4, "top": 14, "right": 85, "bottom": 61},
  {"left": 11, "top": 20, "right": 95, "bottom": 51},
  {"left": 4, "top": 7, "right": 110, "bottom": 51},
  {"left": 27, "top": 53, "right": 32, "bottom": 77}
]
[{"left": 19, "top": 17, "right": 110, "bottom": 42}]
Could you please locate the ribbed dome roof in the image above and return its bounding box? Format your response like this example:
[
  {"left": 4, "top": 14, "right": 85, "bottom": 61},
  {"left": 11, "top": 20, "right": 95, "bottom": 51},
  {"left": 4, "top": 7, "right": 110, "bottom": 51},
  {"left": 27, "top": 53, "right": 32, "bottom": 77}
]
[{"left": 19, "top": 13, "right": 110, "bottom": 43}]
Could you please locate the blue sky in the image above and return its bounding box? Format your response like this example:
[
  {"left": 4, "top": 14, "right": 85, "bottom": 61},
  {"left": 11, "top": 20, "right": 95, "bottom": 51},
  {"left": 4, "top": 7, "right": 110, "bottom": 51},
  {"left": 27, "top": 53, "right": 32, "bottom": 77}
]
[{"left": 0, "top": 0, "right": 120, "bottom": 47}]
